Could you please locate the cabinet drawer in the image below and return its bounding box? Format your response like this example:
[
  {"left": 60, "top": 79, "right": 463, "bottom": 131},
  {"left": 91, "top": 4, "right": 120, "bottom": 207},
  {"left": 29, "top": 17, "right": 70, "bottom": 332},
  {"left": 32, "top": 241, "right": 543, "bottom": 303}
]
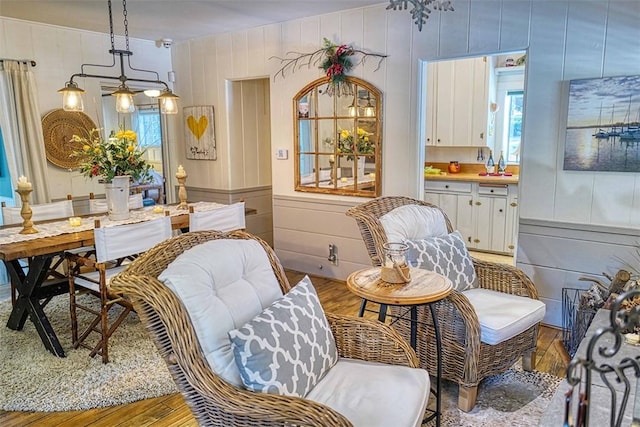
[
  {"left": 425, "top": 180, "right": 472, "bottom": 193},
  {"left": 478, "top": 184, "right": 508, "bottom": 196}
]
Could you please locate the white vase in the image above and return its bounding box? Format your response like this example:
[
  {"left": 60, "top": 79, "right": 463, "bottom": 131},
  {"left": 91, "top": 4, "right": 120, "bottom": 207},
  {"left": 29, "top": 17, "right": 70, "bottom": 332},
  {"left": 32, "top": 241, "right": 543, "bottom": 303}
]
[
  {"left": 104, "top": 175, "right": 130, "bottom": 220},
  {"left": 356, "top": 157, "right": 366, "bottom": 179}
]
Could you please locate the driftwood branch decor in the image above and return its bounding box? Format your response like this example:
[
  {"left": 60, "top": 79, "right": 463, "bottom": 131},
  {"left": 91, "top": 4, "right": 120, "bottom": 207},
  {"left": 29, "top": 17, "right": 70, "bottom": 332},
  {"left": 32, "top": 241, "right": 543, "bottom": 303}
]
[{"left": 271, "top": 38, "right": 387, "bottom": 96}]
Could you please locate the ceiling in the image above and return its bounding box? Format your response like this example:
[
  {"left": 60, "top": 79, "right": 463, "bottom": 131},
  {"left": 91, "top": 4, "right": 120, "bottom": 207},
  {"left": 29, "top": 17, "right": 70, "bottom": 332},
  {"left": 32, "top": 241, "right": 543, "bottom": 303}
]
[{"left": 0, "top": 0, "right": 385, "bottom": 43}]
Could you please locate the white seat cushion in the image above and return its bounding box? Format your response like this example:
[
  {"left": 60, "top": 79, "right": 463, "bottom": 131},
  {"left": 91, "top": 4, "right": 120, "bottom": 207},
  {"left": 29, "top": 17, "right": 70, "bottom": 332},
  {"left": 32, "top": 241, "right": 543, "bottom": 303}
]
[
  {"left": 379, "top": 205, "right": 448, "bottom": 243},
  {"left": 158, "top": 239, "right": 283, "bottom": 387},
  {"left": 305, "top": 358, "right": 430, "bottom": 427},
  {"left": 462, "top": 288, "right": 546, "bottom": 345}
]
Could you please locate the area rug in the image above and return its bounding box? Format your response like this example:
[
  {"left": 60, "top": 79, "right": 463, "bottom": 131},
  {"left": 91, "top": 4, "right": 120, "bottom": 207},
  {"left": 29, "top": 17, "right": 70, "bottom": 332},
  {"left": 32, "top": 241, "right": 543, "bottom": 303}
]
[
  {"left": 0, "top": 293, "right": 562, "bottom": 423},
  {"left": 0, "top": 294, "right": 177, "bottom": 412},
  {"left": 426, "top": 366, "right": 563, "bottom": 426}
]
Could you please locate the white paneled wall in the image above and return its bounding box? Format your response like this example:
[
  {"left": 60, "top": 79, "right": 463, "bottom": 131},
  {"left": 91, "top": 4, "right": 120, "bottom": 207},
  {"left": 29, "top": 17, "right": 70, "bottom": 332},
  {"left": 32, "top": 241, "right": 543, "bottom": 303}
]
[
  {"left": 3, "top": 1, "right": 640, "bottom": 325},
  {"left": 171, "top": 1, "right": 640, "bottom": 326},
  {"left": 0, "top": 17, "right": 174, "bottom": 201}
]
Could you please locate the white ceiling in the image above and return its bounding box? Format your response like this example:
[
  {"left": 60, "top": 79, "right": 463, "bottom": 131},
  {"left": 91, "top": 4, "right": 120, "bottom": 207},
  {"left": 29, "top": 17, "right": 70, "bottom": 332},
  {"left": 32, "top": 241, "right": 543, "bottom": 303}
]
[{"left": 0, "top": 0, "right": 385, "bottom": 43}]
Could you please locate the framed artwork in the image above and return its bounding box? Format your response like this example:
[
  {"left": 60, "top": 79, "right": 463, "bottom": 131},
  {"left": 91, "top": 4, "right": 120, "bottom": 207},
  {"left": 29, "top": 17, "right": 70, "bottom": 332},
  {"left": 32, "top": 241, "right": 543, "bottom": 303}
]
[
  {"left": 184, "top": 105, "right": 216, "bottom": 160},
  {"left": 564, "top": 75, "right": 640, "bottom": 172}
]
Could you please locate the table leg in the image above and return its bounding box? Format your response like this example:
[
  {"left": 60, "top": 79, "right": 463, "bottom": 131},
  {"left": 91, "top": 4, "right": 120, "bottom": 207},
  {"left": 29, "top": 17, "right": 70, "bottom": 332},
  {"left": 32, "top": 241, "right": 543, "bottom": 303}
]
[
  {"left": 5, "top": 256, "right": 66, "bottom": 357},
  {"left": 429, "top": 303, "right": 442, "bottom": 427},
  {"left": 358, "top": 298, "right": 368, "bottom": 317}
]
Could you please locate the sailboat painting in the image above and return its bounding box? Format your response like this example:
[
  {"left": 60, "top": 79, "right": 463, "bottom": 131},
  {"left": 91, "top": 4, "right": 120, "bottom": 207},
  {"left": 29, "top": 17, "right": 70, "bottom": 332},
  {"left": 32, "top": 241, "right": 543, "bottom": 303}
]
[{"left": 564, "top": 75, "right": 640, "bottom": 172}]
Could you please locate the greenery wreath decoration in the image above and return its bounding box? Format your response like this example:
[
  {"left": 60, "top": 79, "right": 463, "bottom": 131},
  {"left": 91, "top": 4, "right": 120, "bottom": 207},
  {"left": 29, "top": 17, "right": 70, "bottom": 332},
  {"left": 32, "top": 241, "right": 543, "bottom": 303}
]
[{"left": 271, "top": 38, "right": 387, "bottom": 97}]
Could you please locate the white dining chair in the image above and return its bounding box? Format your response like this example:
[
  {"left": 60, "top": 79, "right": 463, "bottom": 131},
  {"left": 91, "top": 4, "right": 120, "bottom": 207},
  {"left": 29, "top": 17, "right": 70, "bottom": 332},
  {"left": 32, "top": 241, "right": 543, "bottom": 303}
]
[
  {"left": 66, "top": 214, "right": 173, "bottom": 363},
  {"left": 188, "top": 201, "right": 246, "bottom": 232},
  {"left": 2, "top": 195, "right": 76, "bottom": 305},
  {"left": 1, "top": 195, "right": 74, "bottom": 225},
  {"left": 88, "top": 192, "right": 144, "bottom": 214}
]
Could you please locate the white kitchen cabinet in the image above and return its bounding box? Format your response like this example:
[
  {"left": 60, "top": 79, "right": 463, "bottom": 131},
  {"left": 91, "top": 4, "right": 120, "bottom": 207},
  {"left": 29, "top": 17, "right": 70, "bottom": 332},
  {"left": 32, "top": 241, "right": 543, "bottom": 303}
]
[
  {"left": 425, "top": 180, "right": 518, "bottom": 255},
  {"left": 425, "top": 57, "right": 489, "bottom": 147}
]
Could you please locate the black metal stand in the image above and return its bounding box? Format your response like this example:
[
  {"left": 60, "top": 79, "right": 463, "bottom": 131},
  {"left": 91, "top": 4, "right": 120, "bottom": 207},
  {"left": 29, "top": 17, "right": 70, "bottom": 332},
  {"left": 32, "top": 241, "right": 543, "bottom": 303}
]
[
  {"left": 565, "top": 289, "right": 640, "bottom": 427},
  {"left": 5, "top": 255, "right": 68, "bottom": 357},
  {"left": 361, "top": 299, "right": 442, "bottom": 427}
]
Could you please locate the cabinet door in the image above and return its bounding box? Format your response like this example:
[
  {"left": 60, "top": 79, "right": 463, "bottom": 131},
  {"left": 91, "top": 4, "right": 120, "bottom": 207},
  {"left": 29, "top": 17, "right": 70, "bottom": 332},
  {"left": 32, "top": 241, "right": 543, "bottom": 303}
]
[
  {"left": 489, "top": 197, "right": 508, "bottom": 252},
  {"left": 471, "top": 196, "right": 492, "bottom": 250},
  {"left": 425, "top": 63, "right": 437, "bottom": 146},
  {"left": 434, "top": 61, "right": 455, "bottom": 146},
  {"left": 455, "top": 195, "right": 474, "bottom": 247},
  {"left": 470, "top": 57, "right": 489, "bottom": 147},
  {"left": 505, "top": 193, "right": 518, "bottom": 254}
]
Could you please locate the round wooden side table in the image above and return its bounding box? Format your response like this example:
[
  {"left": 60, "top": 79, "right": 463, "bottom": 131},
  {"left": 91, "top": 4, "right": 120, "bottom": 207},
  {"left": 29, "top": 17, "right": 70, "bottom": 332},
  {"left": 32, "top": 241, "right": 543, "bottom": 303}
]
[{"left": 346, "top": 267, "right": 453, "bottom": 427}]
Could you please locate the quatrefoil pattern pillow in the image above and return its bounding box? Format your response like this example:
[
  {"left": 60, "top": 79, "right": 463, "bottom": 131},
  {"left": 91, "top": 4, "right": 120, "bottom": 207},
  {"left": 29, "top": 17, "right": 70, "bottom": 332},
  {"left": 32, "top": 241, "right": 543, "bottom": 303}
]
[
  {"left": 404, "top": 230, "right": 478, "bottom": 291},
  {"left": 228, "top": 276, "right": 338, "bottom": 397}
]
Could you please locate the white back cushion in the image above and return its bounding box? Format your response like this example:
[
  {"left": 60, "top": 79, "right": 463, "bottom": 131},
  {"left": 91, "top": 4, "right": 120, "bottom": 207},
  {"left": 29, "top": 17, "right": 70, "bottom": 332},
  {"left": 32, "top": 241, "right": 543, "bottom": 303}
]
[
  {"left": 158, "top": 239, "right": 283, "bottom": 387},
  {"left": 379, "top": 205, "right": 448, "bottom": 243}
]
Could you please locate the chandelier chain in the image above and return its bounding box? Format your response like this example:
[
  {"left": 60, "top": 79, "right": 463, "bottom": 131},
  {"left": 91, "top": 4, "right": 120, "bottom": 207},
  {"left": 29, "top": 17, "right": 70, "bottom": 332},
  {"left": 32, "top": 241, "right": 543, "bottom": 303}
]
[
  {"left": 108, "top": 0, "right": 115, "bottom": 51},
  {"left": 122, "top": 0, "right": 129, "bottom": 51}
]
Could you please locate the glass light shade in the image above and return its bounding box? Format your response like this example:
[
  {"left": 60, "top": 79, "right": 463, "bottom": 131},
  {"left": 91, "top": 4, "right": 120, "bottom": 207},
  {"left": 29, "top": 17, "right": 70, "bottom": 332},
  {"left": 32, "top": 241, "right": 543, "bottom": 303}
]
[
  {"left": 58, "top": 83, "right": 85, "bottom": 112},
  {"left": 158, "top": 89, "right": 179, "bottom": 114},
  {"left": 347, "top": 103, "right": 357, "bottom": 117},
  {"left": 112, "top": 86, "right": 136, "bottom": 113},
  {"left": 143, "top": 89, "right": 161, "bottom": 97},
  {"left": 364, "top": 104, "right": 375, "bottom": 117}
]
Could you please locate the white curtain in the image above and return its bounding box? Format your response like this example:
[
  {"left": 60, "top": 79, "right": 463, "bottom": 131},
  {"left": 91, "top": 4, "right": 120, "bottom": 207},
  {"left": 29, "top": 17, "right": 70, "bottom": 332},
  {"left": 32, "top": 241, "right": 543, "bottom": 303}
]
[{"left": 0, "top": 60, "right": 50, "bottom": 204}]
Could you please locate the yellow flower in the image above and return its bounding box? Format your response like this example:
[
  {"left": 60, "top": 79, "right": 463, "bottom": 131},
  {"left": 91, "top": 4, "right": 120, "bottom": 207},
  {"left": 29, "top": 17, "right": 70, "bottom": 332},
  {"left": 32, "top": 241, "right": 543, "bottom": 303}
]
[
  {"left": 340, "top": 129, "right": 350, "bottom": 139},
  {"left": 83, "top": 145, "right": 91, "bottom": 152},
  {"left": 93, "top": 147, "right": 101, "bottom": 154},
  {"left": 127, "top": 145, "right": 135, "bottom": 152},
  {"left": 357, "top": 127, "right": 366, "bottom": 136}
]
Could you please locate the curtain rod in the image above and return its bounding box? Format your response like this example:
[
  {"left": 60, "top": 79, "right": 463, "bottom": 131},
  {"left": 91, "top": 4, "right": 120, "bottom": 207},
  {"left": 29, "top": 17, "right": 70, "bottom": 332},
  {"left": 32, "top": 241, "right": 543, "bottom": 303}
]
[{"left": 0, "top": 58, "right": 36, "bottom": 67}]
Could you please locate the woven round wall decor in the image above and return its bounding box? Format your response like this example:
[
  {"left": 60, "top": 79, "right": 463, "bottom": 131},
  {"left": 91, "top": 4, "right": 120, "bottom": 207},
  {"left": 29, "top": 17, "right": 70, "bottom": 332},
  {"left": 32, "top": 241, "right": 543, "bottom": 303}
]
[{"left": 42, "top": 109, "right": 97, "bottom": 169}]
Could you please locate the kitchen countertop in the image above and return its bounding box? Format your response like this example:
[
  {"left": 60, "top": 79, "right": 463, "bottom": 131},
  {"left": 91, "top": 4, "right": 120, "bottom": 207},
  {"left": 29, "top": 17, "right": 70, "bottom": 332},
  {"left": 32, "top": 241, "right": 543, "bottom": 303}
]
[{"left": 425, "top": 172, "right": 519, "bottom": 185}]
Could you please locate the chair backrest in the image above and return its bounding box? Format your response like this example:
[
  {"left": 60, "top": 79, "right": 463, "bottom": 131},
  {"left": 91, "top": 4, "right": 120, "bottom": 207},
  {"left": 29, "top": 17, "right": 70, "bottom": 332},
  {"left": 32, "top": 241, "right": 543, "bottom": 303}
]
[
  {"left": 1, "top": 196, "right": 74, "bottom": 225},
  {"left": 188, "top": 201, "right": 246, "bottom": 232},
  {"left": 89, "top": 193, "right": 144, "bottom": 214},
  {"left": 345, "top": 196, "right": 453, "bottom": 266},
  {"left": 110, "top": 231, "right": 291, "bottom": 426},
  {"left": 93, "top": 215, "right": 172, "bottom": 263}
]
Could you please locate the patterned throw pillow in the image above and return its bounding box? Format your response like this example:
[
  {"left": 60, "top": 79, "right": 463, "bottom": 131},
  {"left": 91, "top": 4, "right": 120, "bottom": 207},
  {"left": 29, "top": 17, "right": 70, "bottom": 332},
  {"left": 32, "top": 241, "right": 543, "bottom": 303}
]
[
  {"left": 404, "top": 230, "right": 478, "bottom": 291},
  {"left": 228, "top": 276, "right": 338, "bottom": 397}
]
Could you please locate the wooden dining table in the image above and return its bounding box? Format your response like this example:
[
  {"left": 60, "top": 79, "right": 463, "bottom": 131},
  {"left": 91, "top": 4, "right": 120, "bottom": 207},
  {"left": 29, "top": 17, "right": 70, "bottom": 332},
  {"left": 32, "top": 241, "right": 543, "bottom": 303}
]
[{"left": 0, "top": 202, "right": 230, "bottom": 357}]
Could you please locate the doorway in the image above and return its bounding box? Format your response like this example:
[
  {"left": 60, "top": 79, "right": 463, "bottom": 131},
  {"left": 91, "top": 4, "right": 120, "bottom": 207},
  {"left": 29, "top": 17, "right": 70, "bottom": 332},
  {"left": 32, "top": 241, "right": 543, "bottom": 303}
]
[{"left": 101, "top": 88, "right": 166, "bottom": 203}]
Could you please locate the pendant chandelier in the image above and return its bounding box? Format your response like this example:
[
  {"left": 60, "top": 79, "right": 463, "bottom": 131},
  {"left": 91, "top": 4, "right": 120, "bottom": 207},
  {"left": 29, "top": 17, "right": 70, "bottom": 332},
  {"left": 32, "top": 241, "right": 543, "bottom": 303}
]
[
  {"left": 386, "top": 0, "right": 455, "bottom": 31},
  {"left": 58, "top": 0, "right": 179, "bottom": 114}
]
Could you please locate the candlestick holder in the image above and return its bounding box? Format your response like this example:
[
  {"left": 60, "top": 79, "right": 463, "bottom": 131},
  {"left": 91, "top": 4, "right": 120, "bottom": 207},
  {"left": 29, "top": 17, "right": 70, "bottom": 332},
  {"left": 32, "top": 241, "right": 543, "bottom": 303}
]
[
  {"left": 16, "top": 188, "right": 38, "bottom": 234},
  {"left": 176, "top": 172, "right": 188, "bottom": 210}
]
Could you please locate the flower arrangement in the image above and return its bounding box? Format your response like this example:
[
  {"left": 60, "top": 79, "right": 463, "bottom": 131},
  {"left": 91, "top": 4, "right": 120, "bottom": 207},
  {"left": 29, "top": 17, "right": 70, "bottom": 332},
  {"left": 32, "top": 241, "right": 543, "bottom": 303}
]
[
  {"left": 338, "top": 127, "right": 375, "bottom": 160},
  {"left": 71, "top": 128, "right": 152, "bottom": 183}
]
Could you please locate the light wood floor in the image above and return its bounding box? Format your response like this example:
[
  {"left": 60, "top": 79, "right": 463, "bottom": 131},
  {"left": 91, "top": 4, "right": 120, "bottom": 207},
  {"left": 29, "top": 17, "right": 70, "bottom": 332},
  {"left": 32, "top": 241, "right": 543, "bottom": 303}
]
[{"left": 0, "top": 268, "right": 567, "bottom": 427}]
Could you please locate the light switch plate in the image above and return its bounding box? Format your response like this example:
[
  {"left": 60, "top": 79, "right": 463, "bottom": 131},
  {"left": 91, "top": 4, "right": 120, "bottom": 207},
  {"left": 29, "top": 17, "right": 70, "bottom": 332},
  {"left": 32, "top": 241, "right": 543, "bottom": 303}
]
[{"left": 276, "top": 148, "right": 288, "bottom": 160}]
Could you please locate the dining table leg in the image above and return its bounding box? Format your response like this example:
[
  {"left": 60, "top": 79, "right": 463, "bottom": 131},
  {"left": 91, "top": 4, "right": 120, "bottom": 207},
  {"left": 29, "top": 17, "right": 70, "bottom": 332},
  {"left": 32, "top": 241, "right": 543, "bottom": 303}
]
[{"left": 5, "top": 255, "right": 67, "bottom": 357}]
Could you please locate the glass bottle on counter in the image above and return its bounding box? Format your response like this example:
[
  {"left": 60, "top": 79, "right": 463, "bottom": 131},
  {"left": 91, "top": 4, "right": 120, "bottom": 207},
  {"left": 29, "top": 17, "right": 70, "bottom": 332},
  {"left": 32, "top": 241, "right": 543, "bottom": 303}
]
[
  {"left": 498, "top": 151, "right": 506, "bottom": 174},
  {"left": 486, "top": 150, "right": 495, "bottom": 174}
]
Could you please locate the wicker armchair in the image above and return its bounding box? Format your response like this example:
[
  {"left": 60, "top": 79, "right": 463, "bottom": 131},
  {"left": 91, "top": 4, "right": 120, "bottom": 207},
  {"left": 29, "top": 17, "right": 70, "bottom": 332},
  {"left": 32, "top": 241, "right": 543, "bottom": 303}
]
[
  {"left": 346, "top": 196, "right": 541, "bottom": 412},
  {"left": 110, "top": 230, "right": 429, "bottom": 426}
]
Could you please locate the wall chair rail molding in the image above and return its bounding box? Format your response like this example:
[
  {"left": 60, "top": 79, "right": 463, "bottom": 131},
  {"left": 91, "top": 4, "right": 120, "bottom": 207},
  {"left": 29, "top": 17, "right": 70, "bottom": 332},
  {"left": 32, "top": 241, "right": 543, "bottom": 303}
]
[{"left": 57, "top": 0, "right": 179, "bottom": 115}]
